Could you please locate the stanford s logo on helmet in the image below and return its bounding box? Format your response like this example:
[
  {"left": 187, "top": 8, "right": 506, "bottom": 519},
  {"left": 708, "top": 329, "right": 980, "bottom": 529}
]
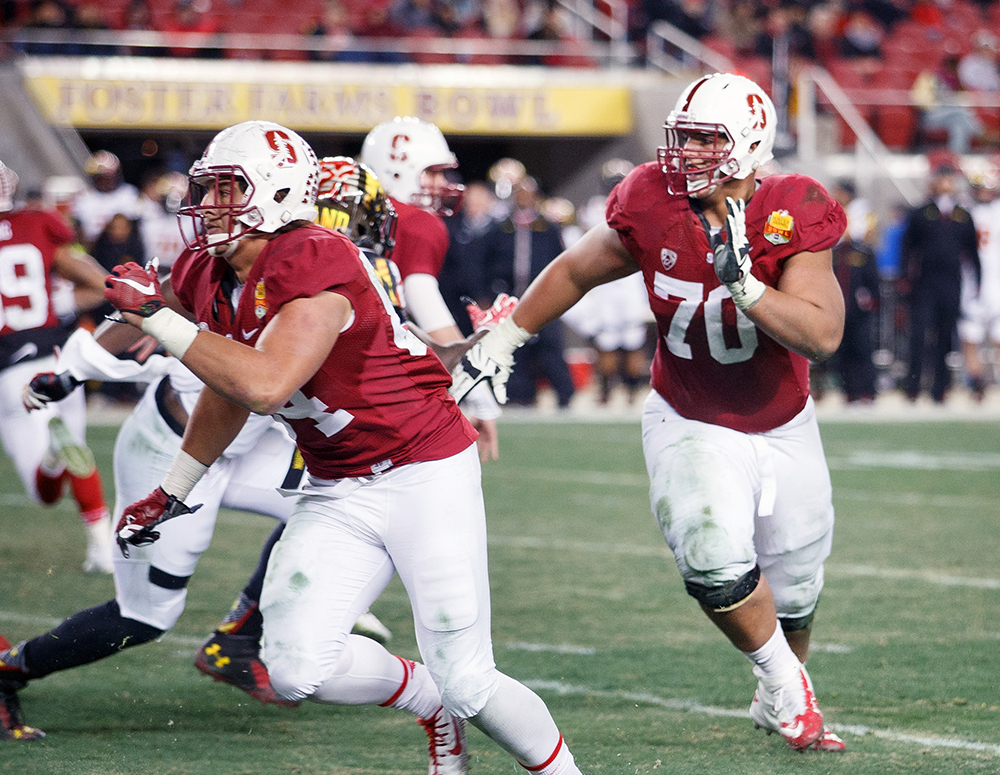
[
  {"left": 658, "top": 73, "right": 776, "bottom": 197},
  {"left": 265, "top": 130, "right": 299, "bottom": 167}
]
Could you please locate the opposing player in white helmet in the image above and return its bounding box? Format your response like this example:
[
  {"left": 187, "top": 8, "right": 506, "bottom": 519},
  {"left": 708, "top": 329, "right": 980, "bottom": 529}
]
[
  {"left": 362, "top": 117, "right": 503, "bottom": 462},
  {"left": 454, "top": 72, "right": 849, "bottom": 753},
  {"left": 73, "top": 150, "right": 140, "bottom": 250}
]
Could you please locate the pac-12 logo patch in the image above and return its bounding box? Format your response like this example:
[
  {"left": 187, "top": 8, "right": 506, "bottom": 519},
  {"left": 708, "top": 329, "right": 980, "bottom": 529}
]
[
  {"left": 763, "top": 209, "right": 794, "bottom": 245},
  {"left": 660, "top": 247, "right": 678, "bottom": 271}
]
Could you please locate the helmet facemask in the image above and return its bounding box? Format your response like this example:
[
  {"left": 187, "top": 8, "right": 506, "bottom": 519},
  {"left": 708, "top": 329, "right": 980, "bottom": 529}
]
[
  {"left": 658, "top": 73, "right": 776, "bottom": 197},
  {"left": 180, "top": 168, "right": 261, "bottom": 258},
  {"left": 659, "top": 122, "right": 741, "bottom": 197}
]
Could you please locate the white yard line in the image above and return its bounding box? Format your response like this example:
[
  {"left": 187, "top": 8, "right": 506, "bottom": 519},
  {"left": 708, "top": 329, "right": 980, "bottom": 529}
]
[
  {"left": 487, "top": 535, "right": 1000, "bottom": 588},
  {"left": 524, "top": 679, "right": 1000, "bottom": 756},
  {"left": 506, "top": 642, "right": 597, "bottom": 655}
]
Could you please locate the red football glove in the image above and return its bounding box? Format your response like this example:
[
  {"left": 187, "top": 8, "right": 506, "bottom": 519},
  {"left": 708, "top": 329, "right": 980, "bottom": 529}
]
[
  {"left": 104, "top": 262, "right": 166, "bottom": 318},
  {"left": 464, "top": 293, "right": 518, "bottom": 331},
  {"left": 116, "top": 486, "right": 202, "bottom": 557}
]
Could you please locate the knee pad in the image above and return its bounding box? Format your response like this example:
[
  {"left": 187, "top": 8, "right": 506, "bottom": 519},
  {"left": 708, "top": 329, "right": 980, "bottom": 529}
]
[
  {"left": 267, "top": 659, "right": 323, "bottom": 703},
  {"left": 684, "top": 565, "right": 760, "bottom": 612},
  {"left": 439, "top": 667, "right": 500, "bottom": 719}
]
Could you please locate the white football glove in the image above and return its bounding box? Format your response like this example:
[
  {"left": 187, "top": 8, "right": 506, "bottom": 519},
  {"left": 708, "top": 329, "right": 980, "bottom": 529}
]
[
  {"left": 713, "top": 197, "right": 766, "bottom": 310},
  {"left": 450, "top": 316, "right": 532, "bottom": 405}
]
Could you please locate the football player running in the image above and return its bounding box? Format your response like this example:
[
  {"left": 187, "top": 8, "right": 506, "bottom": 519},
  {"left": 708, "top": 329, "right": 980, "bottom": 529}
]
[
  {"left": 94, "top": 121, "right": 580, "bottom": 775},
  {"left": 0, "top": 156, "right": 398, "bottom": 742},
  {"left": 454, "top": 73, "right": 848, "bottom": 753},
  {"left": 361, "top": 117, "right": 503, "bottom": 461},
  {"left": 0, "top": 158, "right": 116, "bottom": 577}
]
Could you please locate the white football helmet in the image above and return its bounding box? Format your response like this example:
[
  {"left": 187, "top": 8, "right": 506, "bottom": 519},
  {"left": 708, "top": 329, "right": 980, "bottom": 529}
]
[
  {"left": 180, "top": 120, "right": 319, "bottom": 257},
  {"left": 658, "top": 73, "right": 776, "bottom": 196},
  {"left": 0, "top": 160, "right": 19, "bottom": 213},
  {"left": 360, "top": 116, "right": 464, "bottom": 216},
  {"left": 316, "top": 156, "right": 397, "bottom": 257}
]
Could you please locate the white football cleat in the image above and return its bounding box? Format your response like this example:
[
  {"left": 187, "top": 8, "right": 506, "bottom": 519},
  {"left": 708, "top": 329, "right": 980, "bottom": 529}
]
[
  {"left": 418, "top": 705, "right": 468, "bottom": 775},
  {"left": 47, "top": 416, "right": 96, "bottom": 478},
  {"left": 351, "top": 610, "right": 392, "bottom": 644},
  {"left": 749, "top": 663, "right": 824, "bottom": 751}
]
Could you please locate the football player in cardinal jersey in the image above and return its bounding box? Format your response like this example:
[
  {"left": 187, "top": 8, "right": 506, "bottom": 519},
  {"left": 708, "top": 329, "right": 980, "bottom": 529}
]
[
  {"left": 0, "top": 158, "right": 116, "bottom": 580},
  {"left": 454, "top": 73, "right": 849, "bottom": 753},
  {"left": 0, "top": 156, "right": 415, "bottom": 742},
  {"left": 89, "top": 121, "right": 581, "bottom": 775},
  {"left": 361, "top": 117, "right": 503, "bottom": 461}
]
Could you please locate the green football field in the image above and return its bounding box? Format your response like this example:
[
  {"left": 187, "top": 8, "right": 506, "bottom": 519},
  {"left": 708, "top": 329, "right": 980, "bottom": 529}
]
[{"left": 1, "top": 415, "right": 999, "bottom": 774}]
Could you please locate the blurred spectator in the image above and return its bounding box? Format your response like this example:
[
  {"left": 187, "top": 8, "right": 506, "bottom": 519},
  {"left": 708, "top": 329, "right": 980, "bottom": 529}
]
[
  {"left": 388, "top": 0, "right": 447, "bottom": 35},
  {"left": 481, "top": 174, "right": 576, "bottom": 407},
  {"left": 481, "top": 0, "right": 520, "bottom": 38},
  {"left": 526, "top": 4, "right": 595, "bottom": 67},
  {"left": 352, "top": 3, "right": 409, "bottom": 63},
  {"left": 135, "top": 169, "right": 187, "bottom": 274},
  {"left": 837, "top": 9, "right": 884, "bottom": 59},
  {"left": 20, "top": 0, "right": 77, "bottom": 55},
  {"left": 911, "top": 55, "right": 986, "bottom": 154},
  {"left": 91, "top": 212, "right": 145, "bottom": 272},
  {"left": 805, "top": 3, "right": 842, "bottom": 65},
  {"left": 754, "top": 2, "right": 816, "bottom": 61},
  {"left": 74, "top": 2, "right": 116, "bottom": 55},
  {"left": 828, "top": 180, "right": 881, "bottom": 404},
  {"left": 119, "top": 0, "right": 167, "bottom": 56},
  {"left": 861, "top": 0, "right": 911, "bottom": 30},
  {"left": 303, "top": 0, "right": 367, "bottom": 62},
  {"left": 642, "top": 0, "right": 714, "bottom": 39},
  {"left": 960, "top": 163, "right": 1000, "bottom": 400},
  {"left": 163, "top": 0, "right": 222, "bottom": 59},
  {"left": 958, "top": 31, "right": 1000, "bottom": 94},
  {"left": 716, "top": 0, "right": 766, "bottom": 58},
  {"left": 440, "top": 180, "right": 497, "bottom": 335},
  {"left": 899, "top": 164, "right": 980, "bottom": 403},
  {"left": 72, "top": 150, "right": 140, "bottom": 252}
]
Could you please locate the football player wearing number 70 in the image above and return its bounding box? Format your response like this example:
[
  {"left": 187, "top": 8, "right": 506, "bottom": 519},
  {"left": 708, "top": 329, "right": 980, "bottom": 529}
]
[{"left": 453, "top": 73, "right": 849, "bottom": 753}]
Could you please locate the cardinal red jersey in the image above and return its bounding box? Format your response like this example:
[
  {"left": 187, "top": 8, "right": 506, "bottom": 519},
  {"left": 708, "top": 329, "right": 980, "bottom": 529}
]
[
  {"left": 0, "top": 208, "right": 77, "bottom": 362},
  {"left": 606, "top": 164, "right": 846, "bottom": 433},
  {"left": 171, "top": 224, "right": 476, "bottom": 478},
  {"left": 389, "top": 198, "right": 449, "bottom": 279}
]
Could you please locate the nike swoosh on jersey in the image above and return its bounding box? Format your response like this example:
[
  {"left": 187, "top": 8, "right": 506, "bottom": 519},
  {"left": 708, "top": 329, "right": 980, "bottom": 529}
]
[
  {"left": 110, "top": 277, "right": 156, "bottom": 295},
  {"left": 241, "top": 328, "right": 259, "bottom": 340}
]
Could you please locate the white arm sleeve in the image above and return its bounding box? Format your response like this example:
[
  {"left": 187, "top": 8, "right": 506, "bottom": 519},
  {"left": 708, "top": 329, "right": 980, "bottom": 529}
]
[
  {"left": 56, "top": 327, "right": 174, "bottom": 383},
  {"left": 402, "top": 273, "right": 458, "bottom": 334}
]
